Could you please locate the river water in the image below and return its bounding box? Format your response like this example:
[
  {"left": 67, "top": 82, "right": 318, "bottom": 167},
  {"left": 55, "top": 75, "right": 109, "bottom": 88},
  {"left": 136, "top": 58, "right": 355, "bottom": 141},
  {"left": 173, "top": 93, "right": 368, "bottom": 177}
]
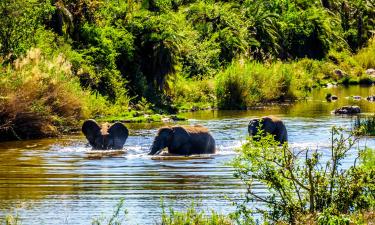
[{"left": 1, "top": 86, "right": 375, "bottom": 224}]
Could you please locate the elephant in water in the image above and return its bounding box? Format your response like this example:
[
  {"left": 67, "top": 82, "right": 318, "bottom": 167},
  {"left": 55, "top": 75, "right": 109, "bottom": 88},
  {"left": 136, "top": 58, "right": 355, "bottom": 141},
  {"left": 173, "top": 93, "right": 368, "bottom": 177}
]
[
  {"left": 148, "top": 125, "right": 216, "bottom": 155},
  {"left": 82, "top": 119, "right": 129, "bottom": 150},
  {"left": 248, "top": 116, "right": 288, "bottom": 144}
]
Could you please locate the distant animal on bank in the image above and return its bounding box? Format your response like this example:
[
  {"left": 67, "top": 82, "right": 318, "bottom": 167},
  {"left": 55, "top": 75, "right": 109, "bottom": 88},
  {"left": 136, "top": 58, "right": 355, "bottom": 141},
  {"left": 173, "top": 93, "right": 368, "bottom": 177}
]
[
  {"left": 333, "top": 106, "right": 361, "bottom": 115},
  {"left": 148, "top": 125, "right": 216, "bottom": 155},
  {"left": 82, "top": 119, "right": 129, "bottom": 150},
  {"left": 248, "top": 116, "right": 288, "bottom": 144}
]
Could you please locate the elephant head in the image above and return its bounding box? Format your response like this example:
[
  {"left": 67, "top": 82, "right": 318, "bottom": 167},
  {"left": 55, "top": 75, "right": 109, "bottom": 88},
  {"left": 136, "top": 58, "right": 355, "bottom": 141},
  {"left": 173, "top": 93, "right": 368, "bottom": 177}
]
[
  {"left": 148, "top": 127, "right": 173, "bottom": 155},
  {"left": 82, "top": 119, "right": 129, "bottom": 150},
  {"left": 248, "top": 118, "right": 264, "bottom": 140}
]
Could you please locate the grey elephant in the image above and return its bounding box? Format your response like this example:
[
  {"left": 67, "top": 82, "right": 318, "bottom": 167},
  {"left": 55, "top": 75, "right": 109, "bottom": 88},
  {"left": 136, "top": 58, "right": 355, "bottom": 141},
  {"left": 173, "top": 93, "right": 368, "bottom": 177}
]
[
  {"left": 248, "top": 116, "right": 288, "bottom": 144},
  {"left": 148, "top": 125, "right": 216, "bottom": 155},
  {"left": 82, "top": 119, "right": 129, "bottom": 150}
]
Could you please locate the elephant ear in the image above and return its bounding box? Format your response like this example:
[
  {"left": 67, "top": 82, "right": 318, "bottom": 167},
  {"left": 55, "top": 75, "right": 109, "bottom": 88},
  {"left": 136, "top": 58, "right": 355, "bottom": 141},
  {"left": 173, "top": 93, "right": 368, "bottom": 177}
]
[
  {"left": 108, "top": 122, "right": 129, "bottom": 149},
  {"left": 82, "top": 120, "right": 101, "bottom": 147}
]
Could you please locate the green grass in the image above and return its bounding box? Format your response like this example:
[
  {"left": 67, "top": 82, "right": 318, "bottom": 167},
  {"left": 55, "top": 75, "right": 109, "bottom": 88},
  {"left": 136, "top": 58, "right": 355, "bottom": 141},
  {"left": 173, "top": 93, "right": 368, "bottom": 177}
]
[
  {"left": 98, "top": 111, "right": 186, "bottom": 123},
  {"left": 354, "top": 116, "right": 375, "bottom": 136},
  {"left": 160, "top": 203, "right": 233, "bottom": 225}
]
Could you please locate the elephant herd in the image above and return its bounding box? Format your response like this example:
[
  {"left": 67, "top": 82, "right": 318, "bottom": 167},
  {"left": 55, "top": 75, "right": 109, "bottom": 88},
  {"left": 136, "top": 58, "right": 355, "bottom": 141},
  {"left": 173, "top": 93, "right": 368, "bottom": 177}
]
[{"left": 82, "top": 116, "right": 288, "bottom": 155}]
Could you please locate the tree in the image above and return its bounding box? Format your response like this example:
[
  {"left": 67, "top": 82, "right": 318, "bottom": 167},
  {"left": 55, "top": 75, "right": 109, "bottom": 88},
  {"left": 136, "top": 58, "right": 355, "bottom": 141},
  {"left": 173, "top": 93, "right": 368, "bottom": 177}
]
[{"left": 0, "top": 0, "right": 51, "bottom": 60}]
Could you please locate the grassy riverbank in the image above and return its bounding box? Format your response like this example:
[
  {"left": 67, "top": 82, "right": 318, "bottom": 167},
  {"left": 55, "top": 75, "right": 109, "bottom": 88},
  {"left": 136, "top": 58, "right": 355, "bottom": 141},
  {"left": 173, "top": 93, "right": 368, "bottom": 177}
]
[{"left": 1, "top": 39, "right": 375, "bottom": 140}]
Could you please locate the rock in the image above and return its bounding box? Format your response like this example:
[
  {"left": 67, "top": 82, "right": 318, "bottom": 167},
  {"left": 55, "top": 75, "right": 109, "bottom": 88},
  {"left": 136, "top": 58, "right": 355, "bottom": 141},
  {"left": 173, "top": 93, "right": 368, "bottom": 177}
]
[
  {"left": 366, "top": 96, "right": 375, "bottom": 102},
  {"left": 161, "top": 117, "right": 172, "bottom": 123},
  {"left": 326, "top": 93, "right": 338, "bottom": 102},
  {"left": 333, "top": 106, "right": 361, "bottom": 115},
  {"left": 334, "top": 69, "right": 345, "bottom": 78},
  {"left": 352, "top": 96, "right": 361, "bottom": 101},
  {"left": 170, "top": 115, "right": 186, "bottom": 121},
  {"left": 366, "top": 68, "right": 375, "bottom": 77}
]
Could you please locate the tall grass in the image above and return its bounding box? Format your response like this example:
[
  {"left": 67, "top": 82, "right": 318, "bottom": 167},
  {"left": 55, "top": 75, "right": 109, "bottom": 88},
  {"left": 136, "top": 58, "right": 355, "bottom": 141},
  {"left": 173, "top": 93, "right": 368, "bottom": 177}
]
[
  {"left": 0, "top": 48, "right": 108, "bottom": 140},
  {"left": 355, "top": 38, "right": 375, "bottom": 69},
  {"left": 354, "top": 115, "right": 375, "bottom": 136},
  {"left": 160, "top": 203, "right": 233, "bottom": 225},
  {"left": 168, "top": 74, "right": 216, "bottom": 110},
  {"left": 215, "top": 60, "right": 297, "bottom": 109},
  {"left": 214, "top": 38, "right": 375, "bottom": 109}
]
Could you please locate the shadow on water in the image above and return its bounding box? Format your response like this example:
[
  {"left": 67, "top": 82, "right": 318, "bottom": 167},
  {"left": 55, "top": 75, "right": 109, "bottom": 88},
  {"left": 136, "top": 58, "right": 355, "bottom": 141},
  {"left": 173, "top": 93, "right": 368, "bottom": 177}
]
[{"left": 1, "top": 86, "right": 375, "bottom": 224}]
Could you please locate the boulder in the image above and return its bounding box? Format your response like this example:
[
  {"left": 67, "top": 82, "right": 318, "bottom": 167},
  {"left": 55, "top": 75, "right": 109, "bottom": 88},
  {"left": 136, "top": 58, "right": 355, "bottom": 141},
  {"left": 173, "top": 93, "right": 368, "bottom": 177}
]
[
  {"left": 325, "top": 93, "right": 338, "bottom": 101},
  {"left": 352, "top": 96, "right": 361, "bottom": 101},
  {"left": 366, "top": 68, "right": 375, "bottom": 77},
  {"left": 334, "top": 69, "right": 345, "bottom": 78},
  {"left": 333, "top": 106, "right": 361, "bottom": 115}
]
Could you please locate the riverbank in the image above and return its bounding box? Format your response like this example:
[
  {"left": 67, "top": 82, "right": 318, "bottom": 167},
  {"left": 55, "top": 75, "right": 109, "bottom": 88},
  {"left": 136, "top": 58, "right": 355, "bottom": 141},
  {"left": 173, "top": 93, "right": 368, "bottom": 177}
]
[{"left": 1, "top": 39, "right": 375, "bottom": 141}]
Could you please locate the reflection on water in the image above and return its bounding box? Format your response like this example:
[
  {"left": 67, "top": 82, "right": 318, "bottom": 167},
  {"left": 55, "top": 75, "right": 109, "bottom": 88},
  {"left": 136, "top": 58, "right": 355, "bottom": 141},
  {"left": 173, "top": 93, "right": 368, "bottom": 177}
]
[{"left": 1, "top": 86, "right": 375, "bottom": 224}]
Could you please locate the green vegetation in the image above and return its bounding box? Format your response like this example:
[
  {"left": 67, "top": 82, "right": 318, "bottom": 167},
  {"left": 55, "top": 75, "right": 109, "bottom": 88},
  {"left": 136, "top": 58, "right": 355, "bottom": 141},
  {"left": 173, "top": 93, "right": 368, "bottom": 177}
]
[
  {"left": 354, "top": 115, "right": 375, "bottom": 136},
  {"left": 1, "top": 0, "right": 375, "bottom": 139},
  {"left": 160, "top": 203, "right": 232, "bottom": 225},
  {"left": 231, "top": 127, "right": 375, "bottom": 224},
  {"left": 92, "top": 198, "right": 128, "bottom": 225}
]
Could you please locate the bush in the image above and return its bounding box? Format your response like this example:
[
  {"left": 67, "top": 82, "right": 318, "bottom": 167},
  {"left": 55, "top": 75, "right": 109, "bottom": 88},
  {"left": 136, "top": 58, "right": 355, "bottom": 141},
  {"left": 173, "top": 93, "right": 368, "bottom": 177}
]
[
  {"left": 215, "top": 60, "right": 296, "bottom": 109},
  {"left": 231, "top": 127, "right": 375, "bottom": 224},
  {"left": 0, "top": 48, "right": 106, "bottom": 140},
  {"left": 168, "top": 74, "right": 216, "bottom": 110}
]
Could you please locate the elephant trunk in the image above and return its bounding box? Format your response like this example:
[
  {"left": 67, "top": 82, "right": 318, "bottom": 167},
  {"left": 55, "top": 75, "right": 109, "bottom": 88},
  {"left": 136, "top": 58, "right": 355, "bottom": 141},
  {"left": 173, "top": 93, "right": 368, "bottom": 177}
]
[
  {"left": 148, "top": 138, "right": 162, "bottom": 155},
  {"left": 148, "top": 141, "right": 158, "bottom": 155}
]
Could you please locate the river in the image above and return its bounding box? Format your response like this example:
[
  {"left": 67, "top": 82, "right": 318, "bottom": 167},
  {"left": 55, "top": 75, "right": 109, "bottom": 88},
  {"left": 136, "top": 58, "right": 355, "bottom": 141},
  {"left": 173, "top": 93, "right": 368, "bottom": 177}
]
[{"left": 1, "top": 85, "right": 375, "bottom": 224}]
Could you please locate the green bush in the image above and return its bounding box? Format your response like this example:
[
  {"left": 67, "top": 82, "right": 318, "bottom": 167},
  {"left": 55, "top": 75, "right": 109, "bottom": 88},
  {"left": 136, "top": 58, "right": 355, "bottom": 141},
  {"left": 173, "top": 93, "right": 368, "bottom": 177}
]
[
  {"left": 215, "top": 60, "right": 296, "bottom": 109},
  {"left": 231, "top": 127, "right": 375, "bottom": 224},
  {"left": 0, "top": 48, "right": 118, "bottom": 140}
]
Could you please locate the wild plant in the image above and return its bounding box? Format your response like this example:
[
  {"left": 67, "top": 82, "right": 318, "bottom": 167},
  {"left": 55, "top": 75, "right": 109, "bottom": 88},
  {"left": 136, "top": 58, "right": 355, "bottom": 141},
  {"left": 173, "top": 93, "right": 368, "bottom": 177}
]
[{"left": 231, "top": 127, "right": 375, "bottom": 224}]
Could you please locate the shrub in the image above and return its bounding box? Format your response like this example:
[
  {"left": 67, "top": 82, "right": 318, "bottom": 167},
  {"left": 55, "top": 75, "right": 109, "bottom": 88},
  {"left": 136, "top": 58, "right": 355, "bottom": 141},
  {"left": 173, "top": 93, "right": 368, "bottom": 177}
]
[
  {"left": 231, "top": 127, "right": 375, "bottom": 224},
  {"left": 0, "top": 48, "right": 105, "bottom": 140},
  {"left": 215, "top": 60, "right": 295, "bottom": 109},
  {"left": 168, "top": 74, "right": 216, "bottom": 110}
]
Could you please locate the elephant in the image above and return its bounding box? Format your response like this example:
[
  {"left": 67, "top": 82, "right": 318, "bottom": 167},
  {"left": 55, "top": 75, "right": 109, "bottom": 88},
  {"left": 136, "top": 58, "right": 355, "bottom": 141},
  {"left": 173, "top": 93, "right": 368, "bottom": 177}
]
[
  {"left": 333, "top": 106, "right": 361, "bottom": 115},
  {"left": 148, "top": 125, "right": 216, "bottom": 155},
  {"left": 82, "top": 119, "right": 129, "bottom": 150},
  {"left": 248, "top": 116, "right": 288, "bottom": 144}
]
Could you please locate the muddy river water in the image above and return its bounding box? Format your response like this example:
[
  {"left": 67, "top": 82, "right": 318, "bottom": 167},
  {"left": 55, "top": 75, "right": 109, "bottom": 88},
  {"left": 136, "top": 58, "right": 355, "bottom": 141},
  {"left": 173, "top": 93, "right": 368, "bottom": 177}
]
[{"left": 1, "top": 86, "right": 375, "bottom": 224}]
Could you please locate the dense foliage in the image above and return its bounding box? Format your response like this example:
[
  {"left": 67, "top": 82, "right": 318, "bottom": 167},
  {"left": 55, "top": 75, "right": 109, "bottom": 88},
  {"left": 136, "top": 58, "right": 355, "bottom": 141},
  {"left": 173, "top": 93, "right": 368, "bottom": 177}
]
[
  {"left": 1, "top": 0, "right": 375, "bottom": 138},
  {"left": 1, "top": 0, "right": 375, "bottom": 102}
]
